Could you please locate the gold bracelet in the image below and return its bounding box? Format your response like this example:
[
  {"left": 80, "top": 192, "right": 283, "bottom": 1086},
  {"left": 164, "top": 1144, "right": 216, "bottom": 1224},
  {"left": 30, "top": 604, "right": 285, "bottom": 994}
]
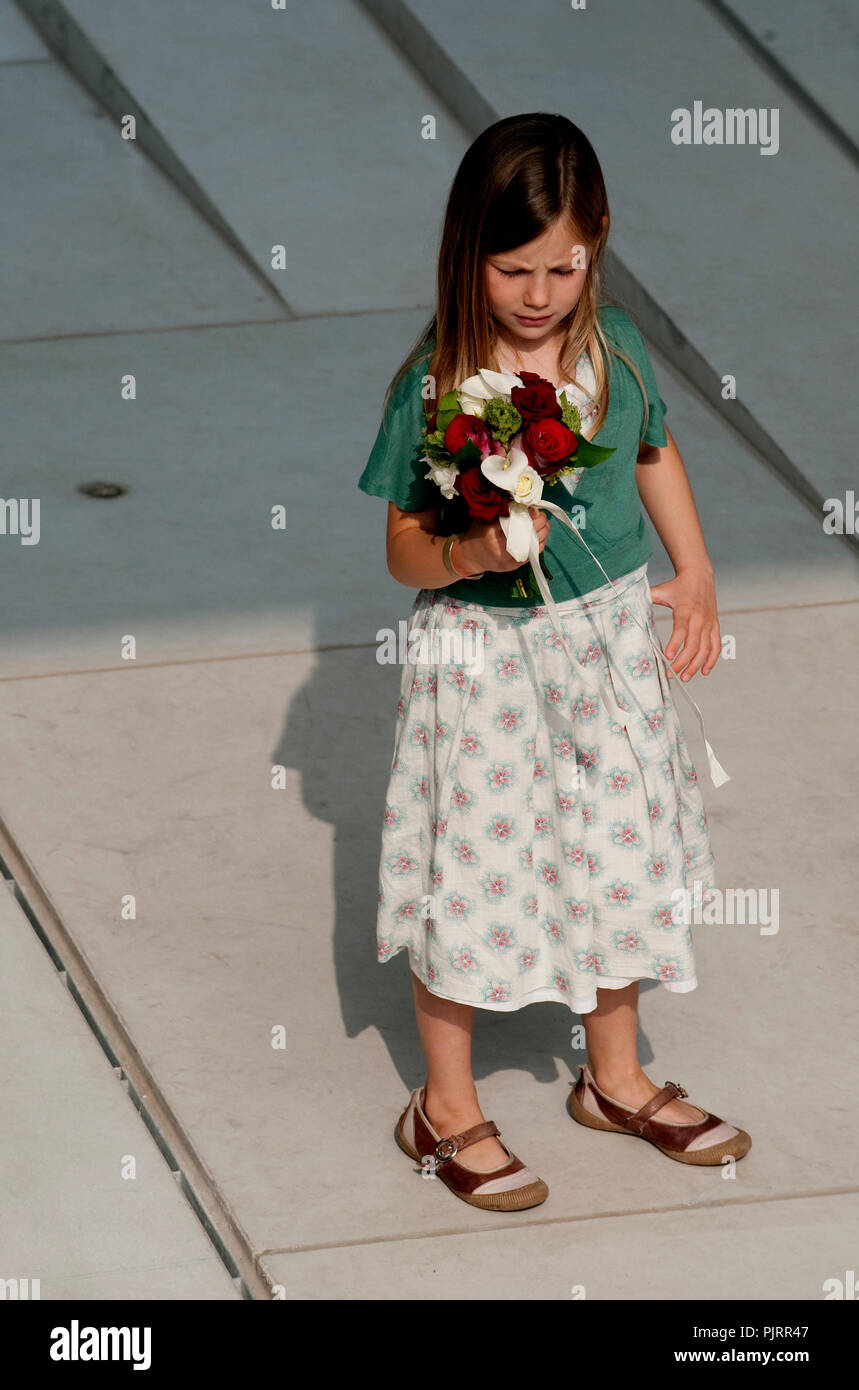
[{"left": 442, "top": 532, "right": 485, "bottom": 581}]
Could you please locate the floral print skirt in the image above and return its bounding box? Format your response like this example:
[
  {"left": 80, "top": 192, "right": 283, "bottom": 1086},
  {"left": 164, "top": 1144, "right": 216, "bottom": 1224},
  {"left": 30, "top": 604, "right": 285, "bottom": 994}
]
[{"left": 374, "top": 563, "right": 715, "bottom": 1015}]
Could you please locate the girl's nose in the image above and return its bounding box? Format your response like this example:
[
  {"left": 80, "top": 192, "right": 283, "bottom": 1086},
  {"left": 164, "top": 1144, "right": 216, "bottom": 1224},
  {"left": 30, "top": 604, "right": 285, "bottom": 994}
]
[{"left": 523, "top": 276, "right": 550, "bottom": 309}]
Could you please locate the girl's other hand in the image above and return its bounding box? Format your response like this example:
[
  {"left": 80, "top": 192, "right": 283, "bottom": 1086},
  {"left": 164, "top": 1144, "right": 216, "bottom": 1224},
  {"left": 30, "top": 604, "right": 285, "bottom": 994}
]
[
  {"left": 460, "top": 506, "right": 549, "bottom": 574},
  {"left": 649, "top": 568, "right": 721, "bottom": 681}
]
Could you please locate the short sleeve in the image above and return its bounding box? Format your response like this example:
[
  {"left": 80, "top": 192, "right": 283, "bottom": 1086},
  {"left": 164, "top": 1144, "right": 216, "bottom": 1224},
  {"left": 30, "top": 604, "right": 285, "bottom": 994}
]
[
  {"left": 357, "top": 358, "right": 437, "bottom": 512},
  {"left": 623, "top": 316, "right": 669, "bottom": 447}
]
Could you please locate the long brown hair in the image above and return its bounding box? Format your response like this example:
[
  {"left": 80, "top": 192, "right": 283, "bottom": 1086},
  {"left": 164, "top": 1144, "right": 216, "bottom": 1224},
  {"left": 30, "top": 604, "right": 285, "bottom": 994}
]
[{"left": 379, "top": 112, "right": 651, "bottom": 441}]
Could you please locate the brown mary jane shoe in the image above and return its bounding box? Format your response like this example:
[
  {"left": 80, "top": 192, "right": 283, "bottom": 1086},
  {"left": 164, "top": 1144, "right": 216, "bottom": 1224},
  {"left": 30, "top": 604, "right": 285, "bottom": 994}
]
[
  {"left": 395, "top": 1086, "right": 549, "bottom": 1211},
  {"left": 567, "top": 1062, "right": 751, "bottom": 1166}
]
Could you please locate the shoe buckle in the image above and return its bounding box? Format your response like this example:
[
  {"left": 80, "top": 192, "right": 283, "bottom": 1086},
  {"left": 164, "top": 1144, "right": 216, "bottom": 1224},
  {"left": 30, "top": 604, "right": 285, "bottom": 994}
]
[
  {"left": 434, "top": 1135, "right": 463, "bottom": 1163},
  {"left": 667, "top": 1081, "right": 688, "bottom": 1098}
]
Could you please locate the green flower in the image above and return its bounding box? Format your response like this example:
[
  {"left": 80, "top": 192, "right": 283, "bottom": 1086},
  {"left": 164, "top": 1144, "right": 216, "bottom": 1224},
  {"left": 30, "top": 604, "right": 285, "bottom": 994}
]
[
  {"left": 560, "top": 398, "right": 582, "bottom": 433},
  {"left": 482, "top": 397, "right": 522, "bottom": 444},
  {"left": 421, "top": 426, "right": 451, "bottom": 462}
]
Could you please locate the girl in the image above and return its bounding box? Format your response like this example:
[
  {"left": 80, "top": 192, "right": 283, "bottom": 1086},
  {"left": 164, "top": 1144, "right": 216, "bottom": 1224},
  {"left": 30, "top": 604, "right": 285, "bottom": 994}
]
[{"left": 358, "top": 113, "right": 751, "bottom": 1213}]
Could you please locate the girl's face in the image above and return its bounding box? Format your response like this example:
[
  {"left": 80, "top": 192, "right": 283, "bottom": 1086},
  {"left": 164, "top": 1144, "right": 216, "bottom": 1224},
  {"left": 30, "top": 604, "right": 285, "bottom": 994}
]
[{"left": 484, "top": 218, "right": 591, "bottom": 348}]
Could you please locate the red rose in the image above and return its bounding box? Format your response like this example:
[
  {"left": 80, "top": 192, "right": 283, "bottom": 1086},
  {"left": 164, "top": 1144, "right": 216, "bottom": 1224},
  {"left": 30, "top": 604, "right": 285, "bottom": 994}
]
[
  {"left": 444, "top": 413, "right": 493, "bottom": 460},
  {"left": 521, "top": 417, "right": 577, "bottom": 475},
  {"left": 457, "top": 467, "right": 509, "bottom": 521},
  {"left": 510, "top": 375, "right": 562, "bottom": 422}
]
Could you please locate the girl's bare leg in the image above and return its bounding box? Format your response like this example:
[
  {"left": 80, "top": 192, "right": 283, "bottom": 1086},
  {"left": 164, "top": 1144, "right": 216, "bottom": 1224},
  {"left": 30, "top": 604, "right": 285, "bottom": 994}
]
[
  {"left": 411, "top": 971, "right": 509, "bottom": 1169},
  {"left": 582, "top": 981, "right": 703, "bottom": 1122}
]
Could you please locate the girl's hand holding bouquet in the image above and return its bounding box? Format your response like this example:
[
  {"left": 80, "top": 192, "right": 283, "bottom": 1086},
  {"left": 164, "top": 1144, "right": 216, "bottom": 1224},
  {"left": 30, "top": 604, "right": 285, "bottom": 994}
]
[{"left": 457, "top": 505, "right": 550, "bottom": 578}]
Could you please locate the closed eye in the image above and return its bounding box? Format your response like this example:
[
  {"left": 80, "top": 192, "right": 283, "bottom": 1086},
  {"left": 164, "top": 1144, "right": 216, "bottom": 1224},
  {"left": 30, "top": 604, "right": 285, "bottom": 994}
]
[{"left": 495, "top": 268, "right": 576, "bottom": 278}]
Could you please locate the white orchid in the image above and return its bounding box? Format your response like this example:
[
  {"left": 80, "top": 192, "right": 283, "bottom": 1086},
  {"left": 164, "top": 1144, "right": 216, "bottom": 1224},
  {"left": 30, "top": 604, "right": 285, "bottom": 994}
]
[
  {"left": 456, "top": 367, "right": 523, "bottom": 418},
  {"left": 422, "top": 455, "right": 459, "bottom": 499},
  {"left": 480, "top": 442, "right": 544, "bottom": 563}
]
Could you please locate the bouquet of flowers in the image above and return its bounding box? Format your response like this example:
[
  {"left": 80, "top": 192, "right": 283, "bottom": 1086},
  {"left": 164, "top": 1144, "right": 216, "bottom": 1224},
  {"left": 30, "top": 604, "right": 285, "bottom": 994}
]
[{"left": 421, "top": 367, "right": 615, "bottom": 597}]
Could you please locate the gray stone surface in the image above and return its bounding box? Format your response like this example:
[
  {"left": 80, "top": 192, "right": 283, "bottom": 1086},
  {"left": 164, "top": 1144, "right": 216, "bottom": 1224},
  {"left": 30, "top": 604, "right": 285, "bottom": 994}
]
[
  {"left": 261, "top": 1193, "right": 859, "bottom": 1300},
  {"left": 726, "top": 0, "right": 859, "bottom": 146},
  {"left": 0, "top": 886, "right": 239, "bottom": 1299},
  {"left": 0, "top": 60, "right": 281, "bottom": 340},
  {"left": 60, "top": 0, "right": 468, "bottom": 312},
  {"left": 0, "top": 0, "right": 49, "bottom": 59}
]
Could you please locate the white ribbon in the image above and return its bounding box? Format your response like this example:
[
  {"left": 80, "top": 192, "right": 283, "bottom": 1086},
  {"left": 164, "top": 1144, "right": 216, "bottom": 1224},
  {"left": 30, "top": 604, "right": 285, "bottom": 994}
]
[{"left": 490, "top": 478, "right": 731, "bottom": 789}]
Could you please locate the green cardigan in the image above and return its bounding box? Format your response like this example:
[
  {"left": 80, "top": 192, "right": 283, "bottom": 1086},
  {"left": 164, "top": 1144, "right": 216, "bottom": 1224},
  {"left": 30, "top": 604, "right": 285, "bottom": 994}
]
[{"left": 357, "top": 304, "right": 668, "bottom": 605}]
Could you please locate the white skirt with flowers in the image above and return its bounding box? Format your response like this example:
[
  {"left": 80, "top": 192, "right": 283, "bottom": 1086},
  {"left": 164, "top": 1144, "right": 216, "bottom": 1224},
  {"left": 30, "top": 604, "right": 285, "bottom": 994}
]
[{"left": 374, "top": 562, "right": 716, "bottom": 1015}]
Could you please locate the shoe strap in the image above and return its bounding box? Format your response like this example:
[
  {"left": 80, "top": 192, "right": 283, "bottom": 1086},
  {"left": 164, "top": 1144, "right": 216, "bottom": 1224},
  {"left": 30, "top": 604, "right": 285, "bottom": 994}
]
[
  {"left": 434, "top": 1120, "right": 500, "bottom": 1162},
  {"left": 625, "top": 1081, "right": 687, "bottom": 1132}
]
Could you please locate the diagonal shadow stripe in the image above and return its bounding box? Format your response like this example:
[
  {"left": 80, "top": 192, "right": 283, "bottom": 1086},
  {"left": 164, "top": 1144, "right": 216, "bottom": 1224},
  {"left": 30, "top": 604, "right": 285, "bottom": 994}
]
[
  {"left": 701, "top": 0, "right": 859, "bottom": 172},
  {"left": 15, "top": 0, "right": 292, "bottom": 315}
]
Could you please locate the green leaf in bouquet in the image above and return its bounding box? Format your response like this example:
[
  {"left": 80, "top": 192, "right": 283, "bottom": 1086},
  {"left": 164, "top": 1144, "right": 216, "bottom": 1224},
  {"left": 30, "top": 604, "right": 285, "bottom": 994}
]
[
  {"left": 452, "top": 438, "right": 481, "bottom": 468},
  {"left": 436, "top": 389, "right": 462, "bottom": 432},
  {"left": 436, "top": 411, "right": 460, "bottom": 432},
  {"left": 573, "top": 439, "right": 616, "bottom": 468}
]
